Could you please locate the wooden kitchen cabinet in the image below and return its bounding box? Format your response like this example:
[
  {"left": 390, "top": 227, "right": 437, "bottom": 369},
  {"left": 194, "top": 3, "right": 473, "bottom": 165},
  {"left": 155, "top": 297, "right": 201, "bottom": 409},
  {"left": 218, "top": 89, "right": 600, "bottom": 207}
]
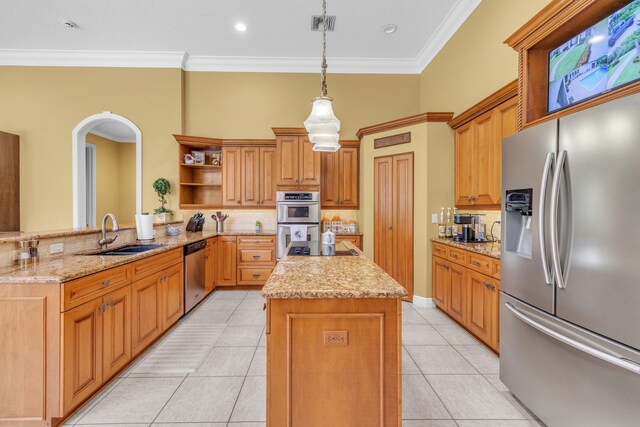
[
  {"left": 62, "top": 297, "right": 104, "bottom": 414},
  {"left": 275, "top": 132, "right": 321, "bottom": 187},
  {"left": 432, "top": 257, "right": 449, "bottom": 310},
  {"left": 432, "top": 241, "right": 500, "bottom": 353},
  {"left": 467, "top": 269, "right": 495, "bottom": 345},
  {"left": 223, "top": 146, "right": 242, "bottom": 207},
  {"left": 102, "top": 285, "right": 132, "bottom": 381},
  {"left": 241, "top": 147, "right": 260, "bottom": 206},
  {"left": 451, "top": 86, "right": 517, "bottom": 209},
  {"left": 237, "top": 236, "right": 276, "bottom": 285},
  {"left": 131, "top": 273, "right": 163, "bottom": 356},
  {"left": 448, "top": 262, "right": 468, "bottom": 325},
  {"left": 160, "top": 262, "right": 184, "bottom": 331},
  {"left": 321, "top": 145, "right": 359, "bottom": 208},
  {"left": 217, "top": 236, "right": 237, "bottom": 286},
  {"left": 335, "top": 235, "right": 362, "bottom": 250},
  {"left": 259, "top": 146, "right": 277, "bottom": 206}
]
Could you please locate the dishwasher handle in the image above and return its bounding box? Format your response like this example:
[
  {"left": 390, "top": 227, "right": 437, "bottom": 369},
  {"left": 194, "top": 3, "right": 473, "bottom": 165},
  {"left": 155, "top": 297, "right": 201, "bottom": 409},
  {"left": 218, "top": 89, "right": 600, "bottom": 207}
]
[{"left": 185, "top": 240, "right": 207, "bottom": 256}]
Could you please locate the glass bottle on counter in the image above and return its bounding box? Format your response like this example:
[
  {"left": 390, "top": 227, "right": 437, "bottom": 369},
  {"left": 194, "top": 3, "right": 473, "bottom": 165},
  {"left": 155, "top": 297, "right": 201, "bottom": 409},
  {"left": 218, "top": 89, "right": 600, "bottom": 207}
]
[
  {"left": 452, "top": 208, "right": 459, "bottom": 238},
  {"left": 438, "top": 208, "right": 446, "bottom": 238},
  {"left": 445, "top": 207, "right": 452, "bottom": 238}
]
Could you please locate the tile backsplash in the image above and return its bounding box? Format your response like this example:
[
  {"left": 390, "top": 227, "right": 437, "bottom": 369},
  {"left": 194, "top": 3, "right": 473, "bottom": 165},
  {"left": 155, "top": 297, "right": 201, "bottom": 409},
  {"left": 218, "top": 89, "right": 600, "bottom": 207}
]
[
  {"left": 459, "top": 210, "right": 502, "bottom": 241},
  {"left": 181, "top": 210, "right": 277, "bottom": 232}
]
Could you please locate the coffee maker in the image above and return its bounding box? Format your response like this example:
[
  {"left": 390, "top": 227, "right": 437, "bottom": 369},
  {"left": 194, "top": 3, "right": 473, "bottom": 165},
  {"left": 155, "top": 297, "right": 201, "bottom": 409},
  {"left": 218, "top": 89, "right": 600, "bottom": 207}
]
[{"left": 453, "top": 213, "right": 482, "bottom": 242}]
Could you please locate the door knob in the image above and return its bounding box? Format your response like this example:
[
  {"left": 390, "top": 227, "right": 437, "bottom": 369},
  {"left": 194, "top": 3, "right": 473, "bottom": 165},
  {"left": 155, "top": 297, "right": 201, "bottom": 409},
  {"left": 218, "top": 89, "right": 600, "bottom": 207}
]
[{"left": 387, "top": 224, "right": 392, "bottom": 230}]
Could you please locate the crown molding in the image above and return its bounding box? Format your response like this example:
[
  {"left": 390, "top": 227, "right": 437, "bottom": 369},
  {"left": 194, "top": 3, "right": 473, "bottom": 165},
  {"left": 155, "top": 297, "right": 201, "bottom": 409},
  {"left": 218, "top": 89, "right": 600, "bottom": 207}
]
[
  {"left": 356, "top": 112, "right": 454, "bottom": 140},
  {"left": 184, "top": 54, "right": 419, "bottom": 74},
  {"left": 0, "top": 1, "right": 479, "bottom": 74},
  {"left": 415, "top": 0, "right": 481, "bottom": 72}
]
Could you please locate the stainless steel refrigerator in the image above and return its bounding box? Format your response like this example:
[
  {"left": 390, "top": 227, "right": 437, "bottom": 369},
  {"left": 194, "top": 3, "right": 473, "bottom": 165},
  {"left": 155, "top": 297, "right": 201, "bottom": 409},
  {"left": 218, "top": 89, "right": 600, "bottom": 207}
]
[{"left": 501, "top": 93, "right": 640, "bottom": 426}]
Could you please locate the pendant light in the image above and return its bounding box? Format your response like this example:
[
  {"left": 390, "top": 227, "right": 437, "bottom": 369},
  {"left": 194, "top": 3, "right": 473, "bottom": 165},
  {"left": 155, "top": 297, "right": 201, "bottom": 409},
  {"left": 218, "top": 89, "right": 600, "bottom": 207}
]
[{"left": 304, "top": 0, "right": 341, "bottom": 152}]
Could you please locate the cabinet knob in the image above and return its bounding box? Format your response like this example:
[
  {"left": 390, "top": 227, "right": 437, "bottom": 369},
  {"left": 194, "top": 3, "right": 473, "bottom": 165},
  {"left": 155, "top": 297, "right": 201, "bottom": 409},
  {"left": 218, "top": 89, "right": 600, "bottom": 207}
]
[
  {"left": 387, "top": 224, "right": 392, "bottom": 230},
  {"left": 108, "top": 300, "right": 114, "bottom": 309},
  {"left": 99, "top": 304, "right": 106, "bottom": 313},
  {"left": 253, "top": 255, "right": 261, "bottom": 260},
  {"left": 253, "top": 274, "right": 261, "bottom": 279},
  {"left": 237, "top": 200, "right": 241, "bottom": 204},
  {"left": 472, "top": 260, "right": 480, "bottom": 266},
  {"left": 102, "top": 279, "right": 111, "bottom": 287}
]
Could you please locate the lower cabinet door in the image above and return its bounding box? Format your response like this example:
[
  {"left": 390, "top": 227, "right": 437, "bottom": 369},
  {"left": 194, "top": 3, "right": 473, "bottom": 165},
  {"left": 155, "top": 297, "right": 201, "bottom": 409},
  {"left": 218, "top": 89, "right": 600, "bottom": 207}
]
[
  {"left": 217, "top": 237, "right": 237, "bottom": 286},
  {"left": 467, "top": 270, "right": 493, "bottom": 345},
  {"left": 131, "top": 274, "right": 162, "bottom": 356},
  {"left": 491, "top": 280, "right": 500, "bottom": 352},
  {"left": 62, "top": 298, "right": 104, "bottom": 414},
  {"left": 205, "top": 239, "right": 216, "bottom": 294},
  {"left": 447, "top": 262, "right": 467, "bottom": 325},
  {"left": 161, "top": 263, "right": 184, "bottom": 331},
  {"left": 432, "top": 257, "right": 449, "bottom": 310},
  {"left": 102, "top": 286, "right": 132, "bottom": 380}
]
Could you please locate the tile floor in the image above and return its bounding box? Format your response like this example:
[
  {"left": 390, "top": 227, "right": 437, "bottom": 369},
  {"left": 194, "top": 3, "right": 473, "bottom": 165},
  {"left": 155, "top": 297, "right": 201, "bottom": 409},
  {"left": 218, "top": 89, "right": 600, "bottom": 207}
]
[{"left": 62, "top": 290, "right": 544, "bottom": 427}]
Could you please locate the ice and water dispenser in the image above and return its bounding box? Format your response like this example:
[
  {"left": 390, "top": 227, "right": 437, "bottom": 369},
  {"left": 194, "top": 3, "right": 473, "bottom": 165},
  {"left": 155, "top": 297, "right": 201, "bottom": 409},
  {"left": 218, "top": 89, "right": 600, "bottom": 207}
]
[{"left": 504, "top": 189, "right": 533, "bottom": 258}]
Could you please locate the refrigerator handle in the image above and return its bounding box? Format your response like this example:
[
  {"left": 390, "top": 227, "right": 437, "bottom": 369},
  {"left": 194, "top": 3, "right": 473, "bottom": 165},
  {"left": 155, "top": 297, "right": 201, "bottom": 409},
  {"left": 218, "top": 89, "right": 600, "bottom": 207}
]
[
  {"left": 539, "top": 152, "right": 554, "bottom": 285},
  {"left": 550, "top": 150, "right": 567, "bottom": 289},
  {"left": 505, "top": 302, "right": 640, "bottom": 375}
]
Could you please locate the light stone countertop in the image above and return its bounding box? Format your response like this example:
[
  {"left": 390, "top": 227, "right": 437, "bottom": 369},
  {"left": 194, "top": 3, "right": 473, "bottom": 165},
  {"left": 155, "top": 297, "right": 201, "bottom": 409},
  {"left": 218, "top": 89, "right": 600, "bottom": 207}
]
[
  {"left": 0, "top": 230, "right": 275, "bottom": 284},
  {"left": 261, "top": 242, "right": 408, "bottom": 299},
  {"left": 431, "top": 237, "right": 501, "bottom": 259}
]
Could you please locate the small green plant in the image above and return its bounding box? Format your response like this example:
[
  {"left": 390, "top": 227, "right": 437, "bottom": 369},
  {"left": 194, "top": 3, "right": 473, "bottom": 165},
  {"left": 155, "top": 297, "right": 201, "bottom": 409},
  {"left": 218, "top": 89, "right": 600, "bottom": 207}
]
[
  {"left": 255, "top": 220, "right": 262, "bottom": 227},
  {"left": 152, "top": 178, "right": 173, "bottom": 215}
]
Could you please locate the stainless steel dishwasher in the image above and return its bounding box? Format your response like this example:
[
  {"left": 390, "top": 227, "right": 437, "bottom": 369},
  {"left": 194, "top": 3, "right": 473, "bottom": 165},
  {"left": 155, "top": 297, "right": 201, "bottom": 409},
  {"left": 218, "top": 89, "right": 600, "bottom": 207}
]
[{"left": 184, "top": 240, "right": 206, "bottom": 313}]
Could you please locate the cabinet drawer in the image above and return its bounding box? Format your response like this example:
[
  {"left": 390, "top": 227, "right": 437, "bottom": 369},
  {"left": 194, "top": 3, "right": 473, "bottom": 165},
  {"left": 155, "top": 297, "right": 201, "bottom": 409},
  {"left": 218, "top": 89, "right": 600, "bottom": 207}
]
[
  {"left": 448, "top": 247, "right": 466, "bottom": 265},
  {"left": 492, "top": 259, "right": 501, "bottom": 279},
  {"left": 238, "top": 267, "right": 274, "bottom": 285},
  {"left": 238, "top": 248, "right": 276, "bottom": 265},
  {"left": 237, "top": 236, "right": 276, "bottom": 247},
  {"left": 336, "top": 235, "right": 362, "bottom": 249},
  {"left": 63, "top": 265, "right": 131, "bottom": 311},
  {"left": 467, "top": 252, "right": 493, "bottom": 276},
  {"left": 131, "top": 248, "right": 182, "bottom": 281},
  {"left": 432, "top": 242, "right": 449, "bottom": 258}
]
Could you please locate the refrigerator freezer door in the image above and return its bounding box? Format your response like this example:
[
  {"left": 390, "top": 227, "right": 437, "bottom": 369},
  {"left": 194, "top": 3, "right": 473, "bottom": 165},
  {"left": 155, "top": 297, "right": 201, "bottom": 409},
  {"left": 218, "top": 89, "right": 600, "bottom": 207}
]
[
  {"left": 501, "top": 119, "right": 557, "bottom": 314},
  {"left": 500, "top": 293, "right": 640, "bottom": 427},
  {"left": 557, "top": 93, "right": 640, "bottom": 350}
]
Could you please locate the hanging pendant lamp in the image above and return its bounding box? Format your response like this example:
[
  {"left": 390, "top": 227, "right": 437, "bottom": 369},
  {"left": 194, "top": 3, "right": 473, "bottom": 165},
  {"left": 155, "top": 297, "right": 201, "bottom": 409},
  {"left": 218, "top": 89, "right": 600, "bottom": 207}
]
[{"left": 304, "top": 0, "right": 340, "bottom": 152}]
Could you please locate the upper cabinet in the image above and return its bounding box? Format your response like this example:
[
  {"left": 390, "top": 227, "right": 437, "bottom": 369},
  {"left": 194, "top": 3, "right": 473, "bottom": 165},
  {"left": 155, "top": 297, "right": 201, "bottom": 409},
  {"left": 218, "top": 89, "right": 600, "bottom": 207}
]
[
  {"left": 273, "top": 129, "right": 321, "bottom": 188},
  {"left": 321, "top": 142, "right": 360, "bottom": 209},
  {"left": 450, "top": 82, "right": 518, "bottom": 209},
  {"left": 223, "top": 145, "right": 278, "bottom": 208},
  {"left": 174, "top": 135, "right": 223, "bottom": 210}
]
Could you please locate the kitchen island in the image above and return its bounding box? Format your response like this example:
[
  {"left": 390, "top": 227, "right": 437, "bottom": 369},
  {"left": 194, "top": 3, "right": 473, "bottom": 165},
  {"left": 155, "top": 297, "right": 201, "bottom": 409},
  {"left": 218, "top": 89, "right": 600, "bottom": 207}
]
[{"left": 261, "top": 242, "right": 408, "bottom": 427}]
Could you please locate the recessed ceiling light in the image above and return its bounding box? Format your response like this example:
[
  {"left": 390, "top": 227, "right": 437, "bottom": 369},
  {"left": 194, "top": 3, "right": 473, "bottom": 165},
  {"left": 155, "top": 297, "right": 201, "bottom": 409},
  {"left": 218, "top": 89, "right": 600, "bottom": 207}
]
[
  {"left": 63, "top": 20, "right": 77, "bottom": 29},
  {"left": 382, "top": 24, "right": 397, "bottom": 34},
  {"left": 235, "top": 23, "right": 247, "bottom": 32}
]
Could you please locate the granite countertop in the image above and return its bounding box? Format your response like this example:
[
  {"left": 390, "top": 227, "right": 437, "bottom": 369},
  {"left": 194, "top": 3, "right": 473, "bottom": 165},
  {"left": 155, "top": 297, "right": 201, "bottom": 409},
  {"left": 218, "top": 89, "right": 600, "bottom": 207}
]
[
  {"left": 431, "top": 237, "right": 501, "bottom": 259},
  {"left": 261, "top": 242, "right": 408, "bottom": 299},
  {"left": 0, "top": 230, "right": 276, "bottom": 284}
]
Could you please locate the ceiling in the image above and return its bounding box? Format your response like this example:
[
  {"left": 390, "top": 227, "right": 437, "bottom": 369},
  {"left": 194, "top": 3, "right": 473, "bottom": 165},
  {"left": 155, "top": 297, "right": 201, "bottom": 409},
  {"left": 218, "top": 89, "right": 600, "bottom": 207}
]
[
  {"left": 0, "top": 0, "right": 480, "bottom": 74},
  {"left": 90, "top": 121, "right": 136, "bottom": 143}
]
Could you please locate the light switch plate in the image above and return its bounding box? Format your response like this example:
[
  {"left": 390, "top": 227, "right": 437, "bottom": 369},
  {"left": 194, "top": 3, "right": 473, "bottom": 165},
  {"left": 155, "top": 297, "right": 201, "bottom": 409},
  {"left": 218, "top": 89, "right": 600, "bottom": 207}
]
[
  {"left": 50, "top": 243, "right": 64, "bottom": 254},
  {"left": 431, "top": 214, "right": 439, "bottom": 224}
]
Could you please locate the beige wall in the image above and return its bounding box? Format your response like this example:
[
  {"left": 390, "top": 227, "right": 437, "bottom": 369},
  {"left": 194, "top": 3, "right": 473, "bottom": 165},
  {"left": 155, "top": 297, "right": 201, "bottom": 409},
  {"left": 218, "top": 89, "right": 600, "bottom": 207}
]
[
  {"left": 184, "top": 72, "right": 420, "bottom": 139},
  {"left": 358, "top": 0, "right": 551, "bottom": 299},
  {"left": 360, "top": 122, "right": 454, "bottom": 299},
  {"left": 0, "top": 67, "right": 419, "bottom": 232},
  {"left": 0, "top": 67, "right": 183, "bottom": 232}
]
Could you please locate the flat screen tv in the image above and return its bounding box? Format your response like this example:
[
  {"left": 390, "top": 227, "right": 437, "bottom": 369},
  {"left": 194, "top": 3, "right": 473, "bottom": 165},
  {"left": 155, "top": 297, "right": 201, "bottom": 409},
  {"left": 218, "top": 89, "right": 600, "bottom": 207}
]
[{"left": 548, "top": 0, "right": 640, "bottom": 113}]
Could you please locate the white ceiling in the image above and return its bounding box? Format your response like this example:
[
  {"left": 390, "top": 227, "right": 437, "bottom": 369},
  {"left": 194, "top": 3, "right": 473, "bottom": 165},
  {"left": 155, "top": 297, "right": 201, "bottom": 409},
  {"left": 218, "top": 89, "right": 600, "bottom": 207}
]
[
  {"left": 0, "top": 0, "right": 480, "bottom": 74},
  {"left": 90, "top": 121, "right": 136, "bottom": 143}
]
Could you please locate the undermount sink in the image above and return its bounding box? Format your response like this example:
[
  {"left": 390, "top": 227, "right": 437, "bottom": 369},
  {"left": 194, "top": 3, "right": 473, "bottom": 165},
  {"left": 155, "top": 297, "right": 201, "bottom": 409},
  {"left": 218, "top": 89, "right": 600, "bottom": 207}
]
[{"left": 86, "top": 244, "right": 168, "bottom": 256}]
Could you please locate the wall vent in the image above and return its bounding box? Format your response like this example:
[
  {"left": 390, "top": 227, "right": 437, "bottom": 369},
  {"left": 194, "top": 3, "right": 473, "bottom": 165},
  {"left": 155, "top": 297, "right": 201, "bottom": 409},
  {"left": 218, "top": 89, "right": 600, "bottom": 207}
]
[{"left": 311, "top": 16, "right": 336, "bottom": 31}]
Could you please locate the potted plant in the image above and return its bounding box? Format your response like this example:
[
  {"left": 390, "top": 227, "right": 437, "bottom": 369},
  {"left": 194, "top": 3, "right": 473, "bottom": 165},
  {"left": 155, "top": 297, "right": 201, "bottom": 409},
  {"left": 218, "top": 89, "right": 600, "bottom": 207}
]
[
  {"left": 255, "top": 220, "right": 262, "bottom": 233},
  {"left": 152, "top": 178, "right": 173, "bottom": 223}
]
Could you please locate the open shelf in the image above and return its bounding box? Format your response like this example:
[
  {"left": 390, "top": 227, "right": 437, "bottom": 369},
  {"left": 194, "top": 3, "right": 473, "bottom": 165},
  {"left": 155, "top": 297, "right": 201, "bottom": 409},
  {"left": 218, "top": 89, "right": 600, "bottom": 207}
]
[{"left": 175, "top": 135, "right": 224, "bottom": 208}]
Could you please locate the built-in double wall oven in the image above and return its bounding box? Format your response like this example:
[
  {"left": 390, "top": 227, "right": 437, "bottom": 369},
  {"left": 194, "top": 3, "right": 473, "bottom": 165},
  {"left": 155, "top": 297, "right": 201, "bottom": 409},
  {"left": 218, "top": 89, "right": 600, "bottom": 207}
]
[{"left": 276, "top": 191, "right": 320, "bottom": 259}]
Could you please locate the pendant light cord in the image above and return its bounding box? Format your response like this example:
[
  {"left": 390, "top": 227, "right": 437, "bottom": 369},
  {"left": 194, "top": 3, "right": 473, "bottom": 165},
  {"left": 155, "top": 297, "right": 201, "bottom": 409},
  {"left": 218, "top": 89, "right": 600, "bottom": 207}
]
[{"left": 321, "top": 0, "right": 328, "bottom": 97}]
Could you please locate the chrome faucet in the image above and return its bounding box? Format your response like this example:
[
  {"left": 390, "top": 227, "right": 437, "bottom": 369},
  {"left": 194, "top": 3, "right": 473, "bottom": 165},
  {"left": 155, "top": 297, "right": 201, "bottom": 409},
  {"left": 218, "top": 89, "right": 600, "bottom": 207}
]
[{"left": 98, "top": 213, "right": 119, "bottom": 247}]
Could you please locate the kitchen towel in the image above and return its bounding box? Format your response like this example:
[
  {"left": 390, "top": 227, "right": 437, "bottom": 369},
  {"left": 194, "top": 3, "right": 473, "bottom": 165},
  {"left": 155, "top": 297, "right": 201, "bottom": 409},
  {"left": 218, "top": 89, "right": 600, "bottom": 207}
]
[{"left": 290, "top": 225, "right": 308, "bottom": 242}]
